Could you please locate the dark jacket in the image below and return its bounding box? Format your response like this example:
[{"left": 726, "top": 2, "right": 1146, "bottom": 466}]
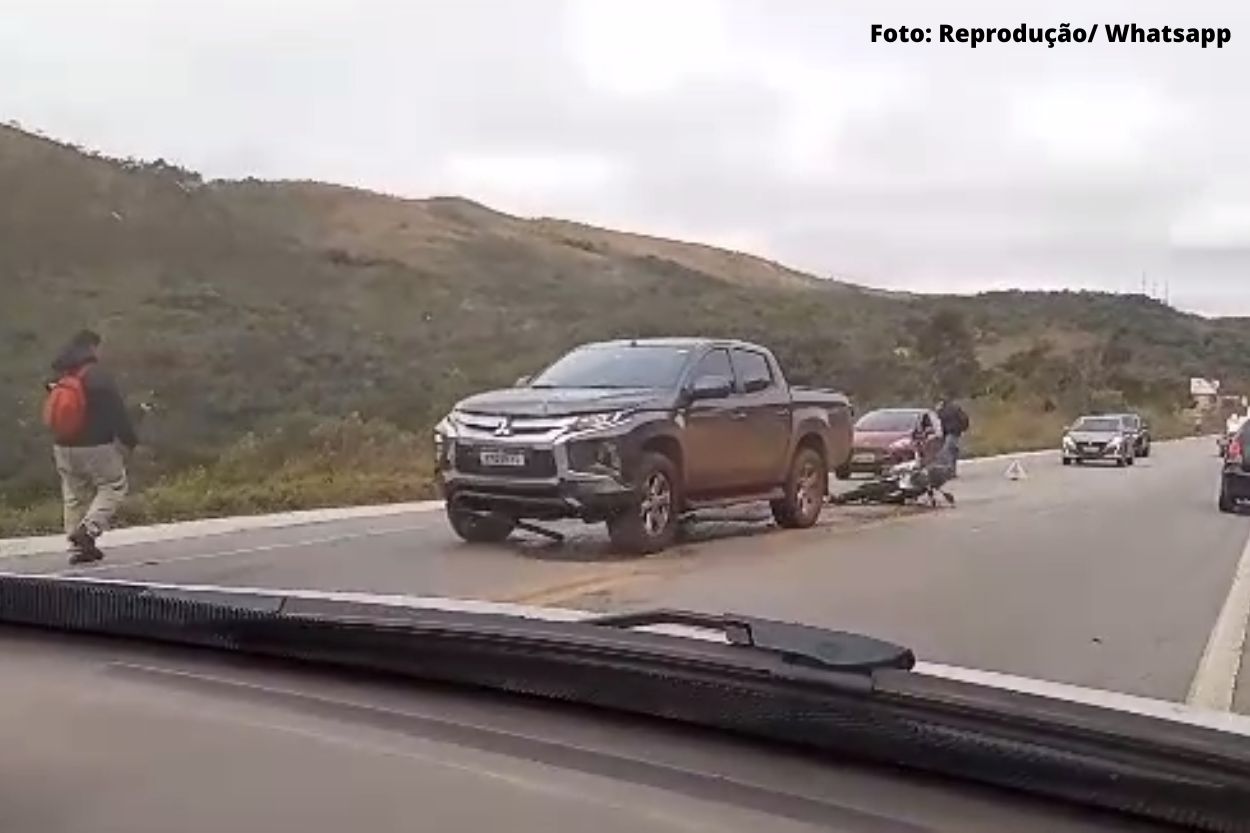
[
  {"left": 48, "top": 344, "right": 138, "bottom": 449},
  {"left": 937, "top": 401, "right": 970, "bottom": 438}
]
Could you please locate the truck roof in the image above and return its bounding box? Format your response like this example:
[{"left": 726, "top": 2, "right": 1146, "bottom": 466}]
[{"left": 583, "top": 337, "right": 770, "bottom": 352}]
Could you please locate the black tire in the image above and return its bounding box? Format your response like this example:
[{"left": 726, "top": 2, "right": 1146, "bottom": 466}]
[
  {"left": 1141, "top": 442, "right": 1151, "bottom": 458},
  {"left": 834, "top": 463, "right": 852, "bottom": 481},
  {"left": 771, "top": 447, "right": 827, "bottom": 529},
  {"left": 1115, "top": 456, "right": 1127, "bottom": 468},
  {"left": 1220, "top": 481, "right": 1236, "bottom": 514},
  {"left": 1074, "top": 458, "right": 1084, "bottom": 466},
  {"left": 447, "top": 505, "right": 515, "bottom": 543},
  {"left": 1126, "top": 453, "right": 1136, "bottom": 467},
  {"left": 1062, "top": 457, "right": 1072, "bottom": 466},
  {"left": 607, "top": 452, "right": 680, "bottom": 555}
]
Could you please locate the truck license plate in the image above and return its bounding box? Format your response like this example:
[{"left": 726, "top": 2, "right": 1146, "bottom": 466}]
[
  {"left": 852, "top": 452, "right": 876, "bottom": 464},
  {"left": 480, "top": 449, "right": 526, "bottom": 467}
]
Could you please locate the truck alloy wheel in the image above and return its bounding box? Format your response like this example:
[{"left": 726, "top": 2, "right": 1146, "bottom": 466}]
[
  {"left": 772, "top": 447, "right": 826, "bottom": 529},
  {"left": 607, "top": 452, "right": 680, "bottom": 554}
]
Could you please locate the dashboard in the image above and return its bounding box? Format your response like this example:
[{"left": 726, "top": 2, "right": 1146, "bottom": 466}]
[{"left": 0, "top": 627, "right": 1164, "bottom": 833}]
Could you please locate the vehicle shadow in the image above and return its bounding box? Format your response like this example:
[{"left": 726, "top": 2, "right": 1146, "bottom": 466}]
[{"left": 501, "top": 502, "right": 929, "bottom": 563}]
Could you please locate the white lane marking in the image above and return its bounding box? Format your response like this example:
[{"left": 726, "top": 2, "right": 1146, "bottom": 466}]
[
  {"left": 49, "top": 524, "right": 432, "bottom": 577},
  {"left": 1187, "top": 524, "right": 1250, "bottom": 711},
  {"left": 0, "top": 500, "right": 445, "bottom": 559}
]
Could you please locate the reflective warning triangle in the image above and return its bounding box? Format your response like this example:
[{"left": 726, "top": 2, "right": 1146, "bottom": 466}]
[{"left": 1004, "top": 459, "right": 1029, "bottom": 480}]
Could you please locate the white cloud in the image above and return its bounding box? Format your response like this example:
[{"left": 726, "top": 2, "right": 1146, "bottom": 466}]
[
  {"left": 2, "top": 0, "right": 1249, "bottom": 313},
  {"left": 566, "top": 0, "right": 732, "bottom": 95}
]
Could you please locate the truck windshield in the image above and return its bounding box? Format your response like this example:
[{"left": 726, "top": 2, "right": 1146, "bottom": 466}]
[
  {"left": 530, "top": 345, "right": 692, "bottom": 389},
  {"left": 1073, "top": 417, "right": 1122, "bottom": 432},
  {"left": 856, "top": 410, "right": 920, "bottom": 432}
]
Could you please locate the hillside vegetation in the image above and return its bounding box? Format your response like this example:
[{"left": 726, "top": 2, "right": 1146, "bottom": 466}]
[{"left": 2, "top": 124, "right": 1248, "bottom": 534}]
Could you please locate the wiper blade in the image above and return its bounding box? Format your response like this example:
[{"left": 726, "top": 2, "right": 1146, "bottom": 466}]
[{"left": 586, "top": 609, "right": 915, "bottom": 672}]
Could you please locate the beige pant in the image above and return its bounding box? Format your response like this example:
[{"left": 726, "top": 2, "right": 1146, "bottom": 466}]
[{"left": 53, "top": 444, "right": 129, "bottom": 537}]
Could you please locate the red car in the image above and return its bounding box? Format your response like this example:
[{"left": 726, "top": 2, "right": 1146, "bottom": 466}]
[{"left": 839, "top": 407, "right": 943, "bottom": 478}]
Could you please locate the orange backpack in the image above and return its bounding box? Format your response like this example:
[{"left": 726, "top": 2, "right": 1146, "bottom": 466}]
[{"left": 43, "top": 368, "right": 89, "bottom": 444}]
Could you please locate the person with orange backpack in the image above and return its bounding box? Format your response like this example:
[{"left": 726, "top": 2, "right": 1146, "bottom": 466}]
[{"left": 44, "top": 329, "right": 138, "bottom": 564}]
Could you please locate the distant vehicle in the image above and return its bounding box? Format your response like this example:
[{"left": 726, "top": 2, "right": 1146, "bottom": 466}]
[
  {"left": 1061, "top": 415, "right": 1136, "bottom": 467},
  {"left": 1219, "top": 421, "right": 1250, "bottom": 513},
  {"left": 843, "top": 408, "right": 942, "bottom": 478},
  {"left": 434, "top": 338, "right": 853, "bottom": 554},
  {"left": 1111, "top": 412, "right": 1151, "bottom": 457},
  {"left": 1220, "top": 413, "right": 1248, "bottom": 457}
]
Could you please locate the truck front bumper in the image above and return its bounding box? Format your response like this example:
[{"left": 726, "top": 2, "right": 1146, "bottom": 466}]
[
  {"left": 439, "top": 472, "right": 636, "bottom": 521},
  {"left": 434, "top": 423, "right": 640, "bottom": 522}
]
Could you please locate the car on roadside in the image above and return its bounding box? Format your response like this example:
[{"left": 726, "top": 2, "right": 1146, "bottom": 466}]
[
  {"left": 842, "top": 407, "right": 943, "bottom": 478},
  {"left": 1060, "top": 414, "right": 1136, "bottom": 467},
  {"left": 1111, "top": 412, "right": 1151, "bottom": 458},
  {"left": 434, "top": 338, "right": 853, "bottom": 554},
  {"left": 1219, "top": 420, "right": 1250, "bottom": 513}
]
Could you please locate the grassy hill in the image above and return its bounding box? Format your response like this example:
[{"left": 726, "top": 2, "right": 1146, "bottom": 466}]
[{"left": 2, "top": 124, "right": 1248, "bottom": 534}]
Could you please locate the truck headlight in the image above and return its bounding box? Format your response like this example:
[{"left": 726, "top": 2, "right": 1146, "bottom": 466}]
[
  {"left": 435, "top": 410, "right": 460, "bottom": 436},
  {"left": 570, "top": 410, "right": 631, "bottom": 433},
  {"left": 1106, "top": 436, "right": 1123, "bottom": 449},
  {"left": 1062, "top": 435, "right": 1075, "bottom": 450}
]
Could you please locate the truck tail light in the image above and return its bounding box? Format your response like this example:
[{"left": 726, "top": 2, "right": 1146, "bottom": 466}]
[{"left": 1230, "top": 437, "right": 1244, "bottom": 462}]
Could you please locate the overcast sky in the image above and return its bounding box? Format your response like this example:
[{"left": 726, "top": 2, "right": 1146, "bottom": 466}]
[{"left": 3, "top": 1, "right": 1249, "bottom": 315}]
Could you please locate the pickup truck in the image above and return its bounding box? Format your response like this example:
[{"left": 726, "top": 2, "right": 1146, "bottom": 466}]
[{"left": 434, "top": 338, "right": 853, "bottom": 554}]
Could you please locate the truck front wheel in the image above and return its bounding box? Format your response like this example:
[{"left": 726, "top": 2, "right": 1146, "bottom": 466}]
[
  {"left": 772, "top": 447, "right": 826, "bottom": 529},
  {"left": 607, "top": 452, "right": 680, "bottom": 555},
  {"left": 447, "top": 505, "right": 516, "bottom": 543}
]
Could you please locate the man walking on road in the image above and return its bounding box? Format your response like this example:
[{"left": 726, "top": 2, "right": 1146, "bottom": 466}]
[
  {"left": 936, "top": 396, "right": 970, "bottom": 475},
  {"left": 44, "top": 330, "right": 138, "bottom": 564}
]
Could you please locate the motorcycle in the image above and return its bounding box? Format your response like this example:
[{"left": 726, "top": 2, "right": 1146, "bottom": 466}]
[{"left": 831, "top": 437, "right": 956, "bottom": 508}]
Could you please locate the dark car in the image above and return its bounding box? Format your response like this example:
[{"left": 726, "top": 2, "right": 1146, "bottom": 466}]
[
  {"left": 1061, "top": 414, "right": 1136, "bottom": 467},
  {"left": 842, "top": 407, "right": 942, "bottom": 478},
  {"left": 1219, "top": 421, "right": 1250, "bottom": 513},
  {"left": 434, "top": 338, "right": 853, "bottom": 553},
  {"left": 1112, "top": 412, "right": 1151, "bottom": 457}
]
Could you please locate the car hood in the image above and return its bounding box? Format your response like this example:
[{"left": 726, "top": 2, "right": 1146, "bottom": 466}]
[
  {"left": 456, "top": 386, "right": 674, "bottom": 417},
  {"left": 1066, "top": 430, "right": 1123, "bottom": 443},
  {"left": 854, "top": 430, "right": 911, "bottom": 449}
]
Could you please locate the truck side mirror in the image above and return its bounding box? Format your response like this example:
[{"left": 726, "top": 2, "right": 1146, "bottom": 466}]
[
  {"left": 689, "top": 375, "right": 733, "bottom": 401},
  {"left": 742, "top": 378, "right": 770, "bottom": 394}
]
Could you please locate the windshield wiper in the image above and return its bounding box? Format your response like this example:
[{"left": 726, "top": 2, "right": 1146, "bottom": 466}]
[{"left": 586, "top": 609, "right": 914, "bottom": 672}]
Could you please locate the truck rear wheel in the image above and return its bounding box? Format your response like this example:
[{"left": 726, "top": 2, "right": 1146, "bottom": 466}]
[
  {"left": 607, "top": 452, "right": 680, "bottom": 555},
  {"left": 772, "top": 447, "right": 826, "bottom": 529},
  {"left": 447, "top": 505, "right": 515, "bottom": 543},
  {"left": 1219, "top": 479, "right": 1237, "bottom": 514}
]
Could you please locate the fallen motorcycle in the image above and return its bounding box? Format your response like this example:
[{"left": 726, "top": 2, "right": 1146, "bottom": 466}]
[{"left": 830, "top": 446, "right": 955, "bottom": 508}]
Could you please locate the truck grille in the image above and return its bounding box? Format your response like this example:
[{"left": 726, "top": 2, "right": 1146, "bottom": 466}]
[{"left": 455, "top": 444, "right": 557, "bottom": 479}]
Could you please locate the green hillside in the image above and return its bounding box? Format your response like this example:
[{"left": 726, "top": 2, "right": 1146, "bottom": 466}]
[{"left": 2, "top": 124, "right": 1248, "bottom": 534}]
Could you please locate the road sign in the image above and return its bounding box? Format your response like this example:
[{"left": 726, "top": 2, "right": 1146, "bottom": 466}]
[{"left": 1004, "top": 459, "right": 1029, "bottom": 481}]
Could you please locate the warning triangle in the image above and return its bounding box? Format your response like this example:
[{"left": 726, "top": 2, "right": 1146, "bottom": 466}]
[{"left": 1004, "top": 459, "right": 1029, "bottom": 481}]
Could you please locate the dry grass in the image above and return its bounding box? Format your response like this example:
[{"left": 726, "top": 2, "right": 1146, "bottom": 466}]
[{"left": 0, "top": 414, "right": 434, "bottom": 537}]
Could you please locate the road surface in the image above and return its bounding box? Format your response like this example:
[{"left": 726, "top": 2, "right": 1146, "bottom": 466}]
[{"left": 4, "top": 436, "right": 1249, "bottom": 711}]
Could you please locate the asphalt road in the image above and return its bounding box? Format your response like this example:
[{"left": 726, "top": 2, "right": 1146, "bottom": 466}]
[{"left": 5, "top": 436, "right": 1249, "bottom": 710}]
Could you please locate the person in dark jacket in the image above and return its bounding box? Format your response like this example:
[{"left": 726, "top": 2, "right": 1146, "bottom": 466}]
[
  {"left": 936, "top": 397, "right": 970, "bottom": 475},
  {"left": 47, "top": 330, "right": 138, "bottom": 563}
]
